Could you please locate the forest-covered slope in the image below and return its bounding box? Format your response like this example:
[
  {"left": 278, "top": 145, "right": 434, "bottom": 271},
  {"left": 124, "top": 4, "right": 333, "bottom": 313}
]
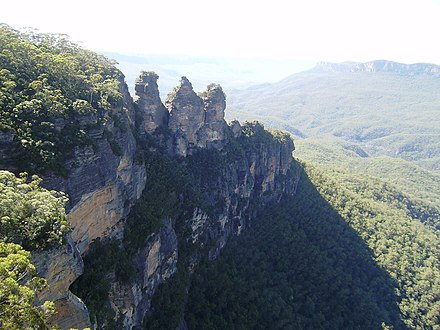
[
  {"left": 182, "top": 163, "right": 439, "bottom": 329},
  {"left": 226, "top": 62, "right": 440, "bottom": 170},
  {"left": 296, "top": 139, "right": 440, "bottom": 229}
]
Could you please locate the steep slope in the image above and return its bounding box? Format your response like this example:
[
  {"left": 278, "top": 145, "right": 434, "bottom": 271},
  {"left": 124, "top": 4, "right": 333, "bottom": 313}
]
[
  {"left": 0, "top": 25, "right": 299, "bottom": 329},
  {"left": 184, "top": 169, "right": 407, "bottom": 329},
  {"left": 226, "top": 60, "right": 440, "bottom": 170},
  {"left": 182, "top": 162, "right": 440, "bottom": 329},
  {"left": 1, "top": 24, "right": 146, "bottom": 328},
  {"left": 70, "top": 84, "right": 298, "bottom": 328}
]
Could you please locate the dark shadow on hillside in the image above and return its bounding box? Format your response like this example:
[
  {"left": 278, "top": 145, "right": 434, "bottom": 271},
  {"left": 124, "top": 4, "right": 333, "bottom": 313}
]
[{"left": 184, "top": 166, "right": 407, "bottom": 330}]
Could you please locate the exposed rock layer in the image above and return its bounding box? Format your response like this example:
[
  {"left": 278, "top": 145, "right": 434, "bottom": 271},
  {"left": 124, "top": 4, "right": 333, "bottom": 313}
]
[
  {"left": 135, "top": 72, "right": 169, "bottom": 135},
  {"left": 167, "top": 77, "right": 228, "bottom": 156},
  {"left": 1, "top": 73, "right": 297, "bottom": 329}
]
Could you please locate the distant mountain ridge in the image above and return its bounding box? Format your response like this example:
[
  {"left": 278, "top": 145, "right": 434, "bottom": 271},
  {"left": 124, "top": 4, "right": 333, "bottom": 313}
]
[
  {"left": 314, "top": 60, "right": 440, "bottom": 75},
  {"left": 226, "top": 59, "right": 440, "bottom": 170}
]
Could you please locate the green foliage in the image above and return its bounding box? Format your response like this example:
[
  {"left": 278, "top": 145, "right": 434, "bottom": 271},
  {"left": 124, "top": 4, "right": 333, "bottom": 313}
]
[
  {"left": 223, "top": 121, "right": 286, "bottom": 161},
  {"left": 296, "top": 138, "right": 440, "bottom": 207},
  {"left": 301, "top": 163, "right": 440, "bottom": 329},
  {"left": 0, "top": 24, "right": 123, "bottom": 174},
  {"left": 0, "top": 170, "right": 69, "bottom": 250},
  {"left": 227, "top": 69, "right": 440, "bottom": 170},
  {"left": 184, "top": 169, "right": 406, "bottom": 330},
  {"left": 0, "top": 242, "right": 55, "bottom": 329},
  {"left": 70, "top": 238, "right": 134, "bottom": 326},
  {"left": 269, "top": 128, "right": 293, "bottom": 144},
  {"left": 0, "top": 170, "right": 69, "bottom": 328},
  {"left": 123, "top": 150, "right": 196, "bottom": 252}
]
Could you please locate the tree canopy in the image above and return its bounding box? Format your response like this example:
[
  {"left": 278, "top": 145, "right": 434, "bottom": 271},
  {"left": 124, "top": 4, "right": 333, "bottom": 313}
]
[
  {"left": 0, "top": 242, "right": 55, "bottom": 329},
  {"left": 0, "top": 170, "right": 69, "bottom": 329},
  {"left": 0, "top": 170, "right": 69, "bottom": 250},
  {"left": 0, "top": 24, "right": 123, "bottom": 174}
]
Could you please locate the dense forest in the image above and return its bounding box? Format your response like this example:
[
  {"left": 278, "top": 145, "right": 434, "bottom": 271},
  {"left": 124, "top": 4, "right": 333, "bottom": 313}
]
[
  {"left": 0, "top": 24, "right": 123, "bottom": 175},
  {"left": 176, "top": 162, "right": 439, "bottom": 329}
]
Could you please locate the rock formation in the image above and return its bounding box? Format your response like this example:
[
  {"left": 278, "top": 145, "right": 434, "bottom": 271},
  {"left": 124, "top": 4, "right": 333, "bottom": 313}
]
[
  {"left": 135, "top": 71, "right": 169, "bottom": 135},
  {"left": 0, "top": 72, "right": 297, "bottom": 329},
  {"left": 30, "top": 78, "right": 146, "bottom": 329},
  {"left": 167, "top": 77, "right": 228, "bottom": 156},
  {"left": 198, "top": 83, "right": 229, "bottom": 149}
]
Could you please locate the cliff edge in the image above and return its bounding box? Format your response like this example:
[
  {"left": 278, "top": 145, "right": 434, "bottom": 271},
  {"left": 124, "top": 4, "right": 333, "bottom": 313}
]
[{"left": 1, "top": 68, "right": 298, "bottom": 329}]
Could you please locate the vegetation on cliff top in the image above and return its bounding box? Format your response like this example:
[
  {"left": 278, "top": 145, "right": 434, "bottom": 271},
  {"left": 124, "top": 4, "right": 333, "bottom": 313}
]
[{"left": 0, "top": 24, "right": 123, "bottom": 174}]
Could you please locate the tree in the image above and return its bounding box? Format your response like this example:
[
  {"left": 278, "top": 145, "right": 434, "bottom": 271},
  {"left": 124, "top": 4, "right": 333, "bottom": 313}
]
[
  {"left": 0, "top": 170, "right": 69, "bottom": 251},
  {"left": 0, "top": 242, "right": 55, "bottom": 329}
]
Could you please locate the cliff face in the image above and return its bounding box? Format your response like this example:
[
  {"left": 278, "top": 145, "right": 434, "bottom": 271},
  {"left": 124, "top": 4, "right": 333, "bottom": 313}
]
[
  {"left": 103, "top": 121, "right": 297, "bottom": 328},
  {"left": 190, "top": 123, "right": 297, "bottom": 260},
  {"left": 93, "top": 75, "right": 297, "bottom": 328},
  {"left": 3, "top": 72, "right": 297, "bottom": 329},
  {"left": 33, "top": 78, "right": 146, "bottom": 329}
]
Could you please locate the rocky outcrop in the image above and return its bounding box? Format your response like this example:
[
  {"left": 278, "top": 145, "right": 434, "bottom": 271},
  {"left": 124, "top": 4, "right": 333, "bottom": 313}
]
[
  {"left": 29, "top": 79, "right": 146, "bottom": 328},
  {"left": 1, "top": 71, "right": 297, "bottom": 329},
  {"left": 108, "top": 218, "right": 178, "bottom": 329},
  {"left": 193, "top": 122, "right": 297, "bottom": 260},
  {"left": 167, "top": 77, "right": 228, "bottom": 156},
  {"left": 135, "top": 72, "right": 169, "bottom": 135},
  {"left": 100, "top": 121, "right": 297, "bottom": 328},
  {"left": 31, "top": 236, "right": 90, "bottom": 329},
  {"left": 198, "top": 83, "right": 229, "bottom": 149}
]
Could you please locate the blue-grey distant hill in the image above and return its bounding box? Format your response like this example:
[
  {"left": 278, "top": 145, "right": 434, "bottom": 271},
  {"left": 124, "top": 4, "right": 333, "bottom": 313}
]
[{"left": 226, "top": 60, "right": 440, "bottom": 170}]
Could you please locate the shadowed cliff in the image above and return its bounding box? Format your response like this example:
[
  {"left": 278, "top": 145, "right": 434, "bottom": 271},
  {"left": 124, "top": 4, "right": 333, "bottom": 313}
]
[{"left": 183, "top": 166, "right": 408, "bottom": 329}]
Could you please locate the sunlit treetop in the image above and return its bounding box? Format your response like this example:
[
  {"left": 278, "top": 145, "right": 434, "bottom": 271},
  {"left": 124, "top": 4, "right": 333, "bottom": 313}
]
[{"left": 0, "top": 24, "right": 124, "bottom": 174}]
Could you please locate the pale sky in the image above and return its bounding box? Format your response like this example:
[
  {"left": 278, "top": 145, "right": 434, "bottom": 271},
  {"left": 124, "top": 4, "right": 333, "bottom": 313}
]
[{"left": 1, "top": 0, "right": 440, "bottom": 64}]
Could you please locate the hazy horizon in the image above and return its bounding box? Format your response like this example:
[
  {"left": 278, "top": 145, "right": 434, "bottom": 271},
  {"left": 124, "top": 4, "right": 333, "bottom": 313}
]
[{"left": 1, "top": 0, "right": 439, "bottom": 65}]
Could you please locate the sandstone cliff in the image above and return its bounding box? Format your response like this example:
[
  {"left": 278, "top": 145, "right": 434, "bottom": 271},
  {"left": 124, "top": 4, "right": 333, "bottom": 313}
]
[
  {"left": 1, "top": 71, "right": 297, "bottom": 329},
  {"left": 34, "top": 77, "right": 146, "bottom": 329},
  {"left": 135, "top": 71, "right": 169, "bottom": 135},
  {"left": 80, "top": 74, "right": 298, "bottom": 328},
  {"left": 167, "top": 77, "right": 228, "bottom": 156}
]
